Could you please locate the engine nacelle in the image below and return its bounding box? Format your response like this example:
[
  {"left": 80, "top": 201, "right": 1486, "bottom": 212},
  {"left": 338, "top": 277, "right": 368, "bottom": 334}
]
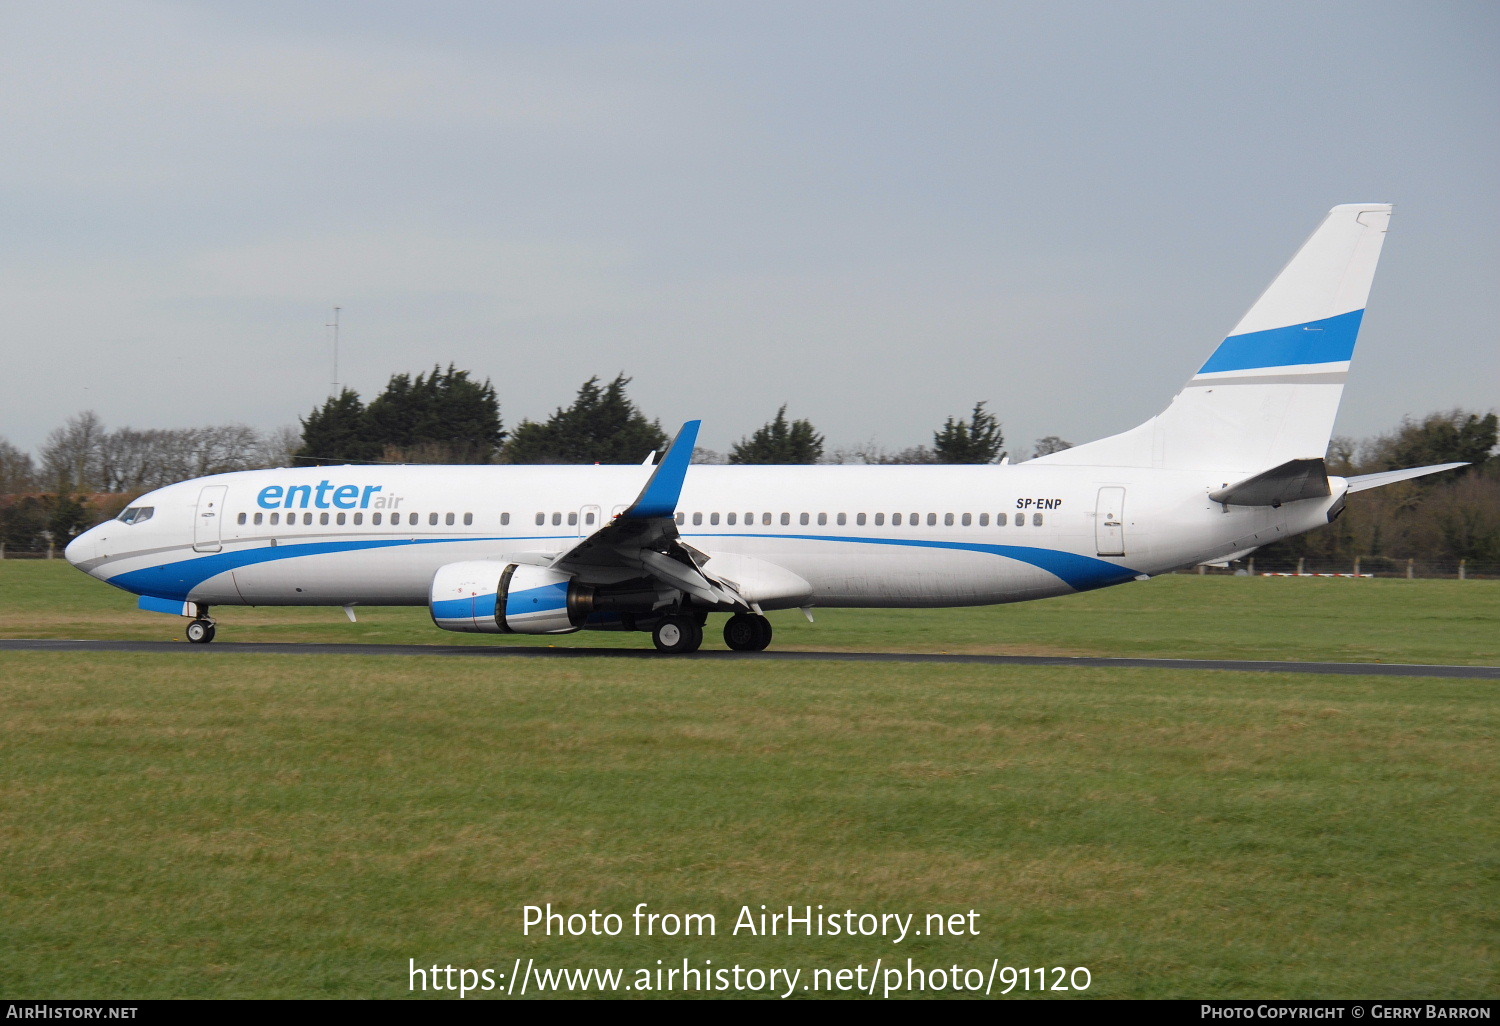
[{"left": 429, "top": 561, "right": 593, "bottom": 634}]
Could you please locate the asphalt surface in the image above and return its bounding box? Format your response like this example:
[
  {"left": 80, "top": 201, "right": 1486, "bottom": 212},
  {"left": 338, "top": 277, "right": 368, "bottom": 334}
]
[{"left": 2, "top": 639, "right": 1497, "bottom": 678}]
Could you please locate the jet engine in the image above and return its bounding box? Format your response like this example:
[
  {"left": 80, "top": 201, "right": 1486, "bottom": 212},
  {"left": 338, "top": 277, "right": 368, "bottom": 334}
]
[{"left": 430, "top": 561, "right": 593, "bottom": 634}]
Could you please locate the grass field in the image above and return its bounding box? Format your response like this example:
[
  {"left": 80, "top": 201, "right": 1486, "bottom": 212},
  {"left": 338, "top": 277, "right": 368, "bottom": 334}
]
[
  {"left": 1, "top": 562, "right": 1496, "bottom": 999},
  {"left": 4, "top": 560, "right": 1500, "bottom": 665}
]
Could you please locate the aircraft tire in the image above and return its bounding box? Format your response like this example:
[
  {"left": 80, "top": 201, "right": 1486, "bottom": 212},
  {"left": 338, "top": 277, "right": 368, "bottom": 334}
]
[
  {"left": 723, "top": 613, "right": 773, "bottom": 652},
  {"left": 653, "top": 615, "right": 702, "bottom": 654},
  {"left": 186, "top": 619, "right": 216, "bottom": 644}
]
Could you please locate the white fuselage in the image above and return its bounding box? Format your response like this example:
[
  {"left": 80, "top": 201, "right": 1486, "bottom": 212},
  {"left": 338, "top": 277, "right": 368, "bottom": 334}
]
[{"left": 65, "top": 462, "right": 1344, "bottom": 612}]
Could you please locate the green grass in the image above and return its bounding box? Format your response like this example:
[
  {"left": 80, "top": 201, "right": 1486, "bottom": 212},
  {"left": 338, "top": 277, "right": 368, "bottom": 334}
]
[
  {"left": 3, "top": 560, "right": 1499, "bottom": 665},
  {"left": 0, "top": 654, "right": 1494, "bottom": 999},
  {"left": 1, "top": 561, "right": 1496, "bottom": 998}
]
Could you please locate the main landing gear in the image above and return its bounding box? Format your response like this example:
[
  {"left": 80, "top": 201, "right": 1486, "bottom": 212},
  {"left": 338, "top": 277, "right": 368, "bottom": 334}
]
[
  {"left": 652, "top": 614, "right": 703, "bottom": 654},
  {"left": 650, "top": 612, "right": 774, "bottom": 654},
  {"left": 186, "top": 611, "right": 217, "bottom": 644},
  {"left": 723, "top": 612, "right": 773, "bottom": 652}
]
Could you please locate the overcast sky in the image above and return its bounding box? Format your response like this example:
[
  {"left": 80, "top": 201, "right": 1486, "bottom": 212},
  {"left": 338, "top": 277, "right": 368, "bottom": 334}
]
[{"left": 2, "top": 0, "right": 1496, "bottom": 461}]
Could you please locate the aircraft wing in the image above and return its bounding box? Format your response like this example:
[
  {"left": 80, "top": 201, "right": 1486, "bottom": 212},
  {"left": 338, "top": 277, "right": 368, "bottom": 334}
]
[
  {"left": 1345, "top": 463, "right": 1468, "bottom": 493},
  {"left": 547, "top": 421, "right": 751, "bottom": 609}
]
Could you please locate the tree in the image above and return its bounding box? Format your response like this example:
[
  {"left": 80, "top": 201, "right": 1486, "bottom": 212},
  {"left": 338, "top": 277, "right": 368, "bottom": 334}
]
[
  {"left": 1363, "top": 409, "right": 1497, "bottom": 475},
  {"left": 365, "top": 365, "right": 505, "bottom": 464},
  {"left": 255, "top": 426, "right": 303, "bottom": 469},
  {"left": 504, "top": 374, "right": 667, "bottom": 464},
  {"left": 294, "top": 389, "right": 380, "bottom": 467},
  {"left": 1032, "top": 436, "right": 1073, "bottom": 459},
  {"left": 0, "top": 493, "right": 92, "bottom": 553},
  {"left": 932, "top": 402, "right": 1005, "bottom": 464},
  {"left": 39, "top": 411, "right": 106, "bottom": 492},
  {"left": 0, "top": 438, "right": 35, "bottom": 495},
  {"left": 729, "top": 406, "right": 824, "bottom": 464}
]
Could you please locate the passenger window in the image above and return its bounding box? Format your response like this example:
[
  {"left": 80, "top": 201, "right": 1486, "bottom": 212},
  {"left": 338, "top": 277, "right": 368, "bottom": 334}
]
[
  {"left": 780, "top": 513, "right": 790, "bottom": 526},
  {"left": 962, "top": 513, "right": 972, "bottom": 526},
  {"left": 372, "top": 512, "right": 381, "bottom": 526},
  {"left": 763, "top": 513, "right": 772, "bottom": 526},
  {"left": 856, "top": 513, "right": 867, "bottom": 526},
  {"left": 354, "top": 512, "right": 363, "bottom": 525},
  {"left": 336, "top": 512, "right": 346, "bottom": 525},
  {"left": 536, "top": 513, "right": 545, "bottom": 526},
  {"left": 500, "top": 513, "right": 510, "bottom": 526},
  {"left": 1033, "top": 512, "right": 1043, "bottom": 526},
  {"left": 817, "top": 512, "right": 827, "bottom": 526},
  {"left": 429, "top": 513, "right": 438, "bottom": 526},
  {"left": 676, "top": 512, "right": 685, "bottom": 525},
  {"left": 550, "top": 512, "right": 561, "bottom": 526},
  {"left": 567, "top": 512, "right": 577, "bottom": 526},
  {"left": 693, "top": 512, "right": 703, "bottom": 526},
  {"left": 463, "top": 513, "right": 473, "bottom": 526},
  {"left": 447, "top": 512, "right": 457, "bottom": 526},
  {"left": 253, "top": 512, "right": 263, "bottom": 525},
  {"left": 1015, "top": 514, "right": 1024, "bottom": 527},
  {"left": 745, "top": 512, "right": 753, "bottom": 524},
  {"left": 997, "top": 512, "right": 1007, "bottom": 526},
  {"left": 237, "top": 512, "right": 247, "bottom": 525},
  {"left": 892, "top": 513, "right": 902, "bottom": 526},
  {"left": 837, "top": 512, "right": 847, "bottom": 526},
  {"left": 727, "top": 513, "right": 737, "bottom": 525},
  {"left": 710, "top": 512, "right": 720, "bottom": 526},
  {"left": 874, "top": 513, "right": 884, "bottom": 526},
  {"left": 927, "top": 513, "right": 937, "bottom": 526},
  {"left": 944, "top": 513, "right": 954, "bottom": 527},
  {"left": 910, "top": 513, "right": 918, "bottom": 527},
  {"left": 320, "top": 512, "right": 330, "bottom": 526},
  {"left": 270, "top": 512, "right": 280, "bottom": 526},
  {"left": 800, "top": 513, "right": 810, "bottom": 526},
  {"left": 979, "top": 513, "right": 989, "bottom": 526}
]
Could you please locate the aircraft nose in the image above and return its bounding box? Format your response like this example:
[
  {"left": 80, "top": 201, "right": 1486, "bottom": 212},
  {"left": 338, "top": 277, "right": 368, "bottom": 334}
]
[{"left": 64, "top": 527, "right": 96, "bottom": 567}]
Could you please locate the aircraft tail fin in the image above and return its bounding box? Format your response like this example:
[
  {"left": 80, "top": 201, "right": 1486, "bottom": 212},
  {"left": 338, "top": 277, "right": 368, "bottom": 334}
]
[{"left": 1033, "top": 204, "right": 1393, "bottom": 474}]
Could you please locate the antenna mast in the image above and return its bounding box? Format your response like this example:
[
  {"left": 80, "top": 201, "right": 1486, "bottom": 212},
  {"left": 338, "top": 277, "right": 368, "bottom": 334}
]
[{"left": 327, "top": 306, "right": 341, "bottom": 396}]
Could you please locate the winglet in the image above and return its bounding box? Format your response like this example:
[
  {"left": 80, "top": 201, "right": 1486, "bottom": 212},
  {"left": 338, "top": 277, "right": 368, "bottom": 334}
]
[{"left": 621, "top": 421, "right": 700, "bottom": 519}]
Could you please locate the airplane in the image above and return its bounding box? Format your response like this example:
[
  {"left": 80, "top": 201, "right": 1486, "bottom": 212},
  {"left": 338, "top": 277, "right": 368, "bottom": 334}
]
[{"left": 65, "top": 203, "right": 1465, "bottom": 654}]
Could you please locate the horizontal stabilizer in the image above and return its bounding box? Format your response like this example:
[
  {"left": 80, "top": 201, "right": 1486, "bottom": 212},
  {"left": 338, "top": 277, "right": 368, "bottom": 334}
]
[
  {"left": 1209, "top": 458, "right": 1331, "bottom": 506},
  {"left": 1345, "top": 462, "right": 1468, "bottom": 494}
]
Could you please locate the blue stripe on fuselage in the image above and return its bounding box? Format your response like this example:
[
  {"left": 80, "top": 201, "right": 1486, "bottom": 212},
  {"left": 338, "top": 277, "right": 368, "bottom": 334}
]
[
  {"left": 107, "top": 537, "right": 547, "bottom": 600},
  {"left": 103, "top": 532, "right": 1139, "bottom": 601},
  {"left": 706, "top": 533, "right": 1140, "bottom": 592}
]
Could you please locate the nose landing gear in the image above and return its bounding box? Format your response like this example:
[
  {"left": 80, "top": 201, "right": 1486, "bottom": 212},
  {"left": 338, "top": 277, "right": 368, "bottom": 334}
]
[{"left": 186, "top": 613, "right": 217, "bottom": 644}]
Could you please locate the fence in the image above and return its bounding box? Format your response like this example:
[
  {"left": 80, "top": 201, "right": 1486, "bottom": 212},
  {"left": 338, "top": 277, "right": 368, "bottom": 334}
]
[{"left": 1188, "top": 556, "right": 1500, "bottom": 580}]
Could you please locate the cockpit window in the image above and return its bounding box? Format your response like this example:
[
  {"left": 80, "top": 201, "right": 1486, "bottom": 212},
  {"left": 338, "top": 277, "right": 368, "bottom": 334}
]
[{"left": 117, "top": 507, "right": 155, "bottom": 525}]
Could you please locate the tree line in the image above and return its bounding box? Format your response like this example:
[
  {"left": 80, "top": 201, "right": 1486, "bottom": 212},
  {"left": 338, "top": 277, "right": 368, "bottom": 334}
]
[{"left": 293, "top": 368, "right": 1015, "bottom": 467}]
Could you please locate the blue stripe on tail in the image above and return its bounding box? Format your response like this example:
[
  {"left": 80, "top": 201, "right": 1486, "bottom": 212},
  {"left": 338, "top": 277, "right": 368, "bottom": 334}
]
[{"left": 1198, "top": 309, "right": 1363, "bottom": 374}]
